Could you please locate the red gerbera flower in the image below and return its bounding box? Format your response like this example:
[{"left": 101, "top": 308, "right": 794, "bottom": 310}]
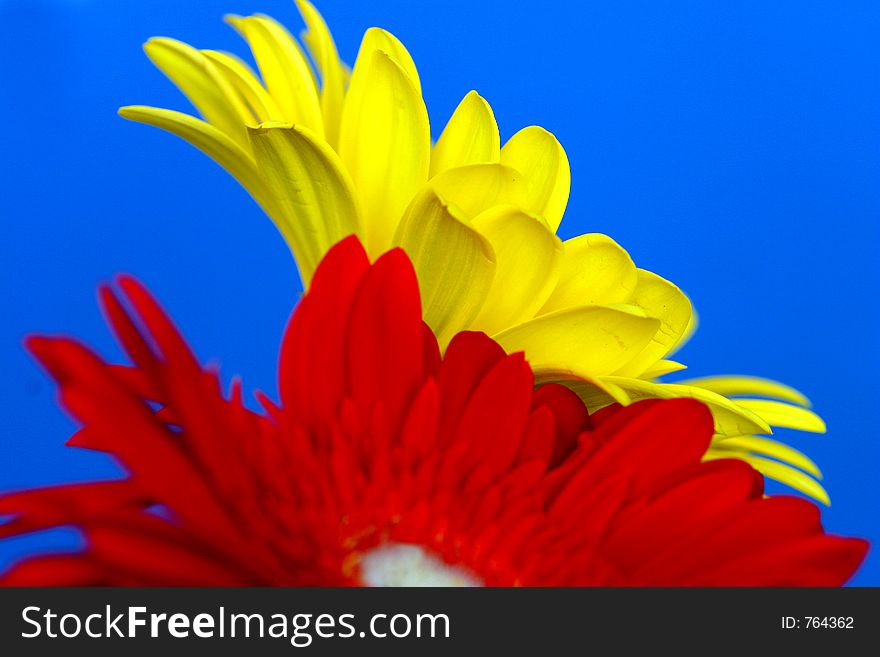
[{"left": 0, "top": 237, "right": 867, "bottom": 586}]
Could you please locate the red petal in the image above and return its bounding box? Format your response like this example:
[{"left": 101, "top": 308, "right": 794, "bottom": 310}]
[
  {"left": 1, "top": 555, "right": 105, "bottom": 586},
  {"left": 581, "top": 398, "right": 714, "bottom": 495},
  {"left": 532, "top": 384, "right": 590, "bottom": 467},
  {"left": 279, "top": 235, "right": 370, "bottom": 425},
  {"left": 345, "top": 247, "right": 425, "bottom": 433},
  {"left": 85, "top": 514, "right": 259, "bottom": 585},
  {"left": 437, "top": 331, "right": 506, "bottom": 448},
  {"left": 0, "top": 481, "right": 144, "bottom": 539},
  {"left": 25, "top": 336, "right": 241, "bottom": 545},
  {"left": 602, "top": 459, "right": 763, "bottom": 568},
  {"left": 455, "top": 353, "right": 534, "bottom": 476},
  {"left": 687, "top": 535, "right": 869, "bottom": 586}
]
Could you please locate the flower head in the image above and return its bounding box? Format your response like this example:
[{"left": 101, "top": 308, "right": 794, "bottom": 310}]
[
  {"left": 119, "top": 1, "right": 827, "bottom": 500},
  {"left": 0, "top": 238, "right": 866, "bottom": 586}
]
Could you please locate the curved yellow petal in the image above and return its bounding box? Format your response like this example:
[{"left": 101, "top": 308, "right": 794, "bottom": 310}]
[
  {"left": 500, "top": 126, "right": 570, "bottom": 231},
  {"left": 339, "top": 49, "right": 430, "bottom": 256},
  {"left": 118, "top": 106, "right": 274, "bottom": 216},
  {"left": 469, "top": 206, "right": 563, "bottom": 335},
  {"left": 393, "top": 191, "right": 495, "bottom": 347},
  {"left": 536, "top": 372, "right": 632, "bottom": 407},
  {"left": 430, "top": 91, "right": 500, "bottom": 177},
  {"left": 201, "top": 50, "right": 283, "bottom": 123},
  {"left": 613, "top": 269, "right": 693, "bottom": 378},
  {"left": 676, "top": 375, "right": 811, "bottom": 407},
  {"left": 539, "top": 233, "right": 637, "bottom": 314},
  {"left": 225, "top": 14, "right": 323, "bottom": 134},
  {"left": 704, "top": 451, "right": 829, "bottom": 505},
  {"left": 427, "top": 163, "right": 529, "bottom": 219},
  {"left": 596, "top": 377, "right": 773, "bottom": 436},
  {"left": 670, "top": 304, "right": 699, "bottom": 355},
  {"left": 247, "top": 123, "right": 362, "bottom": 284},
  {"left": 733, "top": 399, "right": 826, "bottom": 433},
  {"left": 356, "top": 27, "right": 421, "bottom": 93},
  {"left": 494, "top": 306, "right": 660, "bottom": 378},
  {"left": 295, "top": 0, "right": 346, "bottom": 149},
  {"left": 714, "top": 435, "right": 822, "bottom": 479},
  {"left": 143, "top": 38, "right": 251, "bottom": 148}
]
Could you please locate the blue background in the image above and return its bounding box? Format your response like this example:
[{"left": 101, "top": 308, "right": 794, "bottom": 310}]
[{"left": 1, "top": 0, "right": 878, "bottom": 584}]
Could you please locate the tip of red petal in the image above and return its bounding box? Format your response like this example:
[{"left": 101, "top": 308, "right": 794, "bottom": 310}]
[
  {"left": 370, "top": 247, "right": 419, "bottom": 291},
  {"left": 309, "top": 235, "right": 370, "bottom": 287},
  {"left": 445, "top": 331, "right": 506, "bottom": 364},
  {"left": 114, "top": 274, "right": 153, "bottom": 305},
  {"left": 23, "top": 334, "right": 50, "bottom": 353},
  {"left": 23, "top": 335, "right": 64, "bottom": 371}
]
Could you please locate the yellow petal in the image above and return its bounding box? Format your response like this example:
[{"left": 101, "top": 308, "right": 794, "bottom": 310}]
[
  {"left": 612, "top": 269, "right": 693, "bottom": 377},
  {"left": 225, "top": 14, "right": 323, "bottom": 134},
  {"left": 640, "top": 359, "right": 687, "bottom": 379},
  {"left": 704, "top": 451, "right": 829, "bottom": 505},
  {"left": 427, "top": 163, "right": 529, "bottom": 219},
  {"left": 539, "top": 233, "right": 637, "bottom": 314},
  {"left": 393, "top": 191, "right": 495, "bottom": 347},
  {"left": 118, "top": 106, "right": 275, "bottom": 216},
  {"left": 596, "top": 377, "right": 773, "bottom": 436},
  {"left": 430, "top": 91, "right": 500, "bottom": 177},
  {"left": 500, "top": 126, "right": 570, "bottom": 231},
  {"left": 247, "top": 123, "right": 362, "bottom": 284},
  {"left": 356, "top": 27, "right": 421, "bottom": 93},
  {"left": 670, "top": 305, "right": 699, "bottom": 355},
  {"left": 714, "top": 435, "right": 822, "bottom": 479},
  {"left": 143, "top": 38, "right": 251, "bottom": 148},
  {"left": 733, "top": 399, "right": 826, "bottom": 433},
  {"left": 675, "top": 375, "right": 811, "bottom": 407},
  {"left": 468, "top": 206, "right": 563, "bottom": 335},
  {"left": 339, "top": 49, "right": 430, "bottom": 256},
  {"left": 540, "top": 374, "right": 632, "bottom": 407},
  {"left": 201, "top": 50, "right": 283, "bottom": 123},
  {"left": 494, "top": 306, "right": 660, "bottom": 378},
  {"left": 295, "top": 0, "right": 346, "bottom": 150}
]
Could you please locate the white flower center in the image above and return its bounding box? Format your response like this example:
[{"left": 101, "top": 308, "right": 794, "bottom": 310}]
[{"left": 359, "top": 543, "right": 483, "bottom": 587}]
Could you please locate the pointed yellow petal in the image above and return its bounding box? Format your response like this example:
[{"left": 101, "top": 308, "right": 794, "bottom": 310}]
[
  {"left": 714, "top": 435, "right": 822, "bottom": 479},
  {"left": 356, "top": 27, "right": 421, "bottom": 92},
  {"left": 247, "top": 123, "right": 363, "bottom": 285},
  {"left": 613, "top": 269, "right": 693, "bottom": 377},
  {"left": 733, "top": 399, "right": 826, "bottom": 433},
  {"left": 118, "top": 106, "right": 275, "bottom": 215},
  {"left": 704, "top": 451, "right": 830, "bottom": 505},
  {"left": 494, "top": 307, "right": 660, "bottom": 378},
  {"left": 500, "top": 126, "right": 570, "bottom": 231},
  {"left": 467, "top": 206, "right": 563, "bottom": 335},
  {"left": 143, "top": 38, "right": 251, "bottom": 148},
  {"left": 430, "top": 91, "right": 500, "bottom": 177},
  {"left": 393, "top": 191, "right": 495, "bottom": 347},
  {"left": 640, "top": 359, "right": 687, "bottom": 379},
  {"left": 295, "top": 0, "right": 346, "bottom": 150},
  {"left": 201, "top": 50, "right": 283, "bottom": 123},
  {"left": 339, "top": 49, "right": 430, "bottom": 256},
  {"left": 225, "top": 14, "right": 323, "bottom": 134},
  {"left": 539, "top": 233, "right": 637, "bottom": 314},
  {"left": 597, "top": 377, "right": 773, "bottom": 436},
  {"left": 675, "top": 375, "right": 811, "bottom": 407}
]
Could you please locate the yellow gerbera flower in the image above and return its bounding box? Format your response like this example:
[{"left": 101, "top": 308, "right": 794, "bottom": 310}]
[{"left": 119, "top": 0, "right": 827, "bottom": 502}]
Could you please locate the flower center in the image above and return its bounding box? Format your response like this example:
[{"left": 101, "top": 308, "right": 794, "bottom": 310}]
[{"left": 358, "top": 543, "right": 483, "bottom": 587}]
